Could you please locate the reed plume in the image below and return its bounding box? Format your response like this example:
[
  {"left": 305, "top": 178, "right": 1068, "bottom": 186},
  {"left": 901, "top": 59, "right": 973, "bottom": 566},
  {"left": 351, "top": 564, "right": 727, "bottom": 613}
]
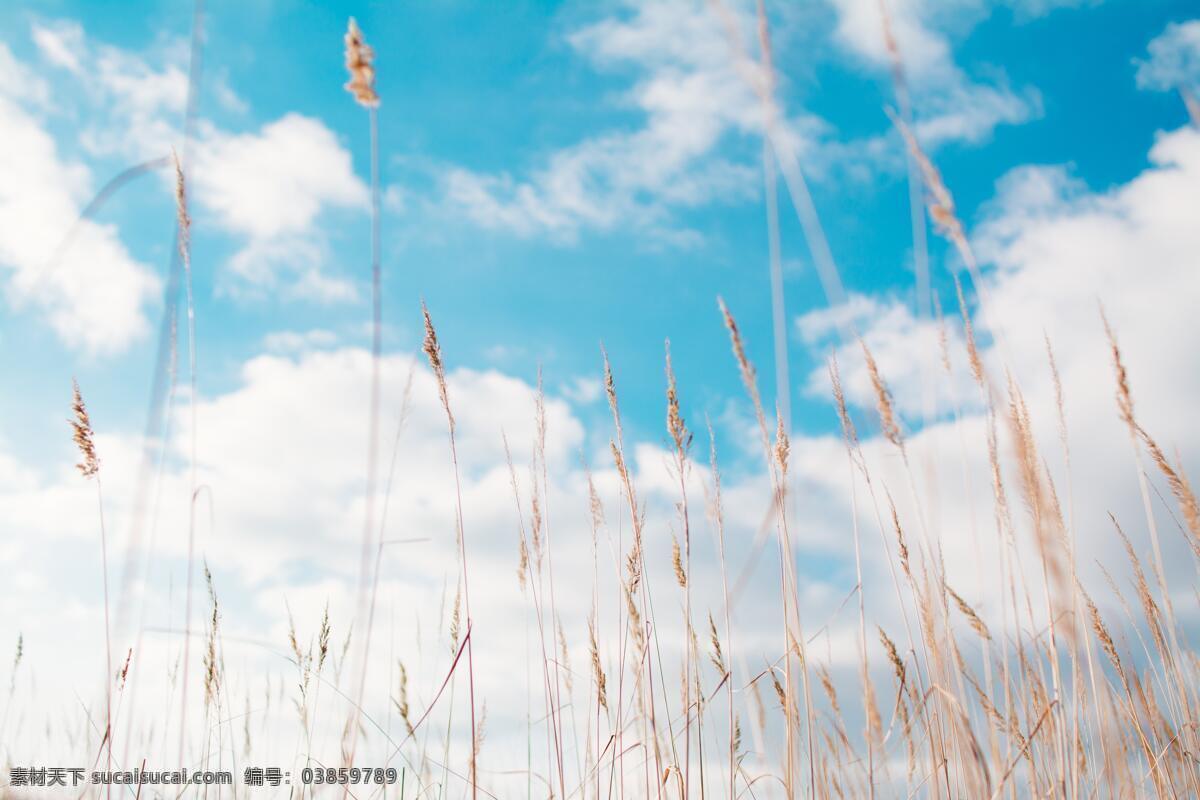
[
  {"left": 70, "top": 380, "right": 99, "bottom": 478},
  {"left": 71, "top": 381, "right": 111, "bottom": 792},
  {"left": 860, "top": 341, "right": 903, "bottom": 450},
  {"left": 1183, "top": 87, "right": 1200, "bottom": 128},
  {"left": 588, "top": 613, "right": 607, "bottom": 712},
  {"left": 344, "top": 18, "right": 379, "bottom": 107}
]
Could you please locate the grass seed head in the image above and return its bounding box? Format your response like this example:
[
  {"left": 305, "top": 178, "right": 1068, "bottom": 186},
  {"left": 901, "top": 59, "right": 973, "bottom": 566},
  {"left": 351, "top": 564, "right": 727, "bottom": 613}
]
[
  {"left": 343, "top": 18, "right": 379, "bottom": 107},
  {"left": 70, "top": 380, "right": 99, "bottom": 478},
  {"left": 172, "top": 149, "right": 190, "bottom": 259},
  {"left": 860, "top": 340, "right": 903, "bottom": 450},
  {"left": 671, "top": 535, "right": 686, "bottom": 588}
]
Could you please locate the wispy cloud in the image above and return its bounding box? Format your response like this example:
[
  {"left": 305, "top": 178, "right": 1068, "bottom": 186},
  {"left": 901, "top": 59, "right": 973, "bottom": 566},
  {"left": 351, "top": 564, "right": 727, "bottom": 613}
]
[
  {"left": 193, "top": 113, "right": 368, "bottom": 301},
  {"left": 827, "top": 0, "right": 1040, "bottom": 149},
  {"left": 1135, "top": 19, "right": 1200, "bottom": 92},
  {"left": 0, "top": 43, "right": 159, "bottom": 355},
  {"left": 443, "top": 0, "right": 1052, "bottom": 246},
  {"left": 26, "top": 19, "right": 369, "bottom": 306},
  {"left": 444, "top": 0, "right": 793, "bottom": 243}
]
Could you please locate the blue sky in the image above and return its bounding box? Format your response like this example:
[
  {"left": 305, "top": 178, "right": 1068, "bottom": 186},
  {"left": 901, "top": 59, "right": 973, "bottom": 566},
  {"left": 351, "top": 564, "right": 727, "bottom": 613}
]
[
  {"left": 0, "top": 0, "right": 1196, "bottom": 470},
  {"left": 4, "top": 0, "right": 1200, "bottom": 778}
]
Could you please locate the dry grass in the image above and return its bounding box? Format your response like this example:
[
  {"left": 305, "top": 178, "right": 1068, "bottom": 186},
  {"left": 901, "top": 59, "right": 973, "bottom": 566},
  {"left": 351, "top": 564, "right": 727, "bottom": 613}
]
[{"left": 5, "top": 8, "right": 1200, "bottom": 800}]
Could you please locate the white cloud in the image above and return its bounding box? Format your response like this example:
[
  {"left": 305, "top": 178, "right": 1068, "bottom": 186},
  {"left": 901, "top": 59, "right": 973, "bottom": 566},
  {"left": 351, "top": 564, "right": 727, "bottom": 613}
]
[
  {"left": 6, "top": 108, "right": 1200, "bottom": 768},
  {"left": 560, "top": 375, "right": 603, "bottom": 405},
  {"left": 446, "top": 0, "right": 1049, "bottom": 244},
  {"left": 5, "top": 7, "right": 1200, "bottom": 786},
  {"left": 827, "top": 0, "right": 1040, "bottom": 148},
  {"left": 444, "top": 0, "right": 785, "bottom": 242},
  {"left": 31, "top": 19, "right": 85, "bottom": 76},
  {"left": 827, "top": 0, "right": 956, "bottom": 77},
  {"left": 31, "top": 21, "right": 192, "bottom": 160},
  {"left": 262, "top": 328, "right": 340, "bottom": 354},
  {"left": 912, "top": 78, "right": 1040, "bottom": 146},
  {"left": 190, "top": 115, "right": 367, "bottom": 301},
  {"left": 797, "top": 292, "right": 978, "bottom": 422},
  {"left": 95, "top": 43, "right": 190, "bottom": 117},
  {"left": 0, "top": 45, "right": 159, "bottom": 354},
  {"left": 1135, "top": 19, "right": 1200, "bottom": 92},
  {"left": 193, "top": 114, "right": 366, "bottom": 240},
  {"left": 1007, "top": 0, "right": 1100, "bottom": 15},
  {"left": 27, "top": 19, "right": 367, "bottom": 303},
  {"left": 811, "top": 125, "right": 1200, "bottom": 624},
  {"left": 0, "top": 339, "right": 808, "bottom": 774}
]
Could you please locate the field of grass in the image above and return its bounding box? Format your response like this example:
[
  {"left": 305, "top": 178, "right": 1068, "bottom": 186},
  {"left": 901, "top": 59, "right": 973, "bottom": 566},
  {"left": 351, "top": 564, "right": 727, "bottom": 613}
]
[{"left": 3, "top": 5, "right": 1200, "bottom": 800}]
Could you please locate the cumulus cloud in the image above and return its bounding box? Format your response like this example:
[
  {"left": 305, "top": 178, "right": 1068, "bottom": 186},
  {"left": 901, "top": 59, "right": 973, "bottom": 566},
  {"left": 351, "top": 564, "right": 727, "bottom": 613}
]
[
  {"left": 30, "top": 19, "right": 85, "bottom": 75},
  {"left": 0, "top": 44, "right": 160, "bottom": 354},
  {"left": 5, "top": 7, "right": 1200, "bottom": 782},
  {"left": 261, "top": 327, "right": 340, "bottom": 354},
  {"left": 827, "top": 0, "right": 1040, "bottom": 148},
  {"left": 4, "top": 17, "right": 372, "bottom": 347},
  {"left": 805, "top": 124, "right": 1200, "bottom": 626},
  {"left": 444, "top": 0, "right": 804, "bottom": 242},
  {"left": 193, "top": 115, "right": 366, "bottom": 240},
  {"left": 27, "top": 19, "right": 368, "bottom": 303},
  {"left": 445, "top": 0, "right": 1051, "bottom": 245},
  {"left": 1135, "top": 19, "right": 1200, "bottom": 92},
  {"left": 6, "top": 110, "right": 1200, "bottom": 765},
  {"left": 797, "top": 291, "right": 978, "bottom": 422},
  {"left": 0, "top": 339, "right": 805, "bottom": 775},
  {"left": 191, "top": 115, "right": 368, "bottom": 301}
]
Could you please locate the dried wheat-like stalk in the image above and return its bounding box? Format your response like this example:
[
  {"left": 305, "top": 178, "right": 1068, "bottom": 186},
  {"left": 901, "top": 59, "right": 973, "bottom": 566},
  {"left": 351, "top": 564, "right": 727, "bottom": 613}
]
[
  {"left": 771, "top": 668, "right": 788, "bottom": 712},
  {"left": 1112, "top": 517, "right": 1168, "bottom": 662},
  {"left": 70, "top": 380, "right": 99, "bottom": 477},
  {"left": 1102, "top": 313, "right": 1135, "bottom": 432},
  {"left": 117, "top": 648, "right": 132, "bottom": 690},
  {"left": 557, "top": 617, "right": 573, "bottom": 694},
  {"left": 586, "top": 468, "right": 605, "bottom": 532},
  {"left": 473, "top": 703, "right": 487, "bottom": 759},
  {"left": 665, "top": 342, "right": 691, "bottom": 457},
  {"left": 774, "top": 413, "right": 790, "bottom": 476},
  {"left": 818, "top": 665, "right": 842, "bottom": 718},
  {"left": 344, "top": 10, "right": 385, "bottom": 778},
  {"left": 886, "top": 490, "right": 911, "bottom": 581},
  {"left": 286, "top": 604, "right": 304, "bottom": 667},
  {"left": 671, "top": 535, "right": 687, "bottom": 588},
  {"left": 9, "top": 634, "right": 22, "bottom": 693},
  {"left": 934, "top": 293, "right": 952, "bottom": 374},
  {"left": 879, "top": 627, "right": 906, "bottom": 692},
  {"left": 860, "top": 340, "right": 903, "bottom": 450},
  {"left": 1103, "top": 321, "right": 1200, "bottom": 554},
  {"left": 317, "top": 604, "right": 331, "bottom": 673},
  {"left": 70, "top": 380, "right": 112, "bottom": 785},
  {"left": 172, "top": 150, "right": 190, "bottom": 257},
  {"left": 588, "top": 612, "right": 607, "bottom": 712},
  {"left": 516, "top": 537, "right": 529, "bottom": 591},
  {"left": 394, "top": 661, "right": 414, "bottom": 736},
  {"left": 422, "top": 303, "right": 454, "bottom": 433},
  {"left": 202, "top": 564, "right": 221, "bottom": 709},
  {"left": 863, "top": 669, "right": 883, "bottom": 745},
  {"left": 1080, "top": 586, "right": 1122, "bottom": 677},
  {"left": 955, "top": 277, "right": 985, "bottom": 387},
  {"left": 887, "top": 108, "right": 968, "bottom": 257},
  {"left": 1182, "top": 87, "right": 1200, "bottom": 128},
  {"left": 718, "top": 299, "right": 765, "bottom": 438},
  {"left": 708, "top": 614, "right": 726, "bottom": 675},
  {"left": 449, "top": 589, "right": 462, "bottom": 655},
  {"left": 828, "top": 356, "right": 859, "bottom": 450},
  {"left": 344, "top": 18, "right": 379, "bottom": 107},
  {"left": 947, "top": 584, "right": 991, "bottom": 641},
  {"left": 529, "top": 492, "right": 543, "bottom": 568}
]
